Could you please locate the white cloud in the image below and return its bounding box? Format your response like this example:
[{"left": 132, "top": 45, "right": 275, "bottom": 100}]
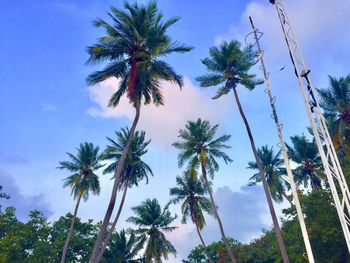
[{"left": 86, "top": 77, "right": 232, "bottom": 147}]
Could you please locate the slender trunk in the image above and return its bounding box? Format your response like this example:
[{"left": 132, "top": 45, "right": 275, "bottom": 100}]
[
  {"left": 95, "top": 180, "right": 129, "bottom": 263},
  {"left": 60, "top": 194, "right": 82, "bottom": 263},
  {"left": 146, "top": 255, "right": 151, "bottom": 263},
  {"left": 200, "top": 160, "right": 237, "bottom": 263},
  {"left": 232, "top": 88, "right": 290, "bottom": 263},
  {"left": 194, "top": 222, "right": 214, "bottom": 263},
  {"left": 128, "top": 60, "right": 138, "bottom": 100},
  {"left": 89, "top": 102, "right": 141, "bottom": 263}
]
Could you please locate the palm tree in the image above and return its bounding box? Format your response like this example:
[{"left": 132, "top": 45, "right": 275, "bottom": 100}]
[
  {"left": 86, "top": 2, "right": 192, "bottom": 261},
  {"left": 172, "top": 118, "right": 237, "bottom": 263},
  {"left": 286, "top": 135, "right": 323, "bottom": 191},
  {"left": 95, "top": 128, "right": 153, "bottom": 262},
  {"left": 248, "top": 146, "right": 291, "bottom": 204},
  {"left": 58, "top": 142, "right": 103, "bottom": 263},
  {"left": 169, "top": 172, "right": 215, "bottom": 263},
  {"left": 196, "top": 40, "right": 290, "bottom": 263},
  {"left": 102, "top": 229, "right": 143, "bottom": 263},
  {"left": 127, "top": 198, "right": 177, "bottom": 263},
  {"left": 318, "top": 75, "right": 350, "bottom": 153}
]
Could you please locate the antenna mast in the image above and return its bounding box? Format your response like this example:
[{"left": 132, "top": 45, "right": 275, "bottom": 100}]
[
  {"left": 269, "top": 0, "right": 350, "bottom": 251},
  {"left": 248, "top": 16, "right": 315, "bottom": 263}
]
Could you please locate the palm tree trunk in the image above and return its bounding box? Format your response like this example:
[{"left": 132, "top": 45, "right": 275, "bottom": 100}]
[
  {"left": 89, "top": 102, "right": 141, "bottom": 263},
  {"left": 232, "top": 88, "right": 290, "bottom": 263},
  {"left": 200, "top": 160, "right": 237, "bottom": 263},
  {"left": 95, "top": 180, "right": 129, "bottom": 263},
  {"left": 60, "top": 194, "right": 82, "bottom": 263},
  {"left": 194, "top": 221, "right": 214, "bottom": 263}
]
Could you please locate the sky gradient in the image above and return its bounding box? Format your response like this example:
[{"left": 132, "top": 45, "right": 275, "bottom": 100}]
[{"left": 1, "top": 0, "right": 350, "bottom": 261}]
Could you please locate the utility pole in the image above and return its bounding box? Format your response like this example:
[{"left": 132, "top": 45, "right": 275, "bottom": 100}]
[
  {"left": 269, "top": 0, "right": 350, "bottom": 252},
  {"left": 248, "top": 16, "right": 315, "bottom": 263}
]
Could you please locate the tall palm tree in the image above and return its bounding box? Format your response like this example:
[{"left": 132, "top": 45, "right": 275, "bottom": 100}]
[
  {"left": 196, "top": 40, "right": 290, "bottom": 263},
  {"left": 318, "top": 75, "right": 350, "bottom": 153},
  {"left": 58, "top": 142, "right": 103, "bottom": 263},
  {"left": 172, "top": 118, "right": 237, "bottom": 263},
  {"left": 95, "top": 128, "right": 153, "bottom": 262},
  {"left": 286, "top": 135, "right": 323, "bottom": 191},
  {"left": 248, "top": 146, "right": 291, "bottom": 204},
  {"left": 169, "top": 172, "right": 215, "bottom": 263},
  {"left": 86, "top": 2, "right": 192, "bottom": 261},
  {"left": 102, "top": 229, "right": 143, "bottom": 263},
  {"left": 127, "top": 198, "right": 177, "bottom": 263}
]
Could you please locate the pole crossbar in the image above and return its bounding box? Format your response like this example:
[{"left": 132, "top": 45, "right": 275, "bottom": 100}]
[{"left": 270, "top": 0, "right": 350, "bottom": 252}]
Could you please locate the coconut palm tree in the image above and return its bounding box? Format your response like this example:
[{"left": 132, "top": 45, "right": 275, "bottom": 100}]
[
  {"left": 248, "top": 146, "right": 291, "bottom": 204},
  {"left": 172, "top": 118, "right": 237, "bottom": 263},
  {"left": 318, "top": 75, "right": 350, "bottom": 153},
  {"left": 102, "top": 229, "right": 143, "bottom": 263},
  {"left": 58, "top": 142, "right": 103, "bottom": 263},
  {"left": 169, "top": 172, "right": 215, "bottom": 263},
  {"left": 86, "top": 2, "right": 192, "bottom": 261},
  {"left": 286, "top": 135, "right": 323, "bottom": 191},
  {"left": 95, "top": 128, "right": 153, "bottom": 262},
  {"left": 127, "top": 198, "right": 177, "bottom": 263},
  {"left": 196, "top": 40, "right": 290, "bottom": 263}
]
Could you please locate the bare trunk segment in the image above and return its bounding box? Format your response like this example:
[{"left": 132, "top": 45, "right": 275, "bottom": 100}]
[
  {"left": 89, "top": 103, "right": 141, "bottom": 263},
  {"left": 200, "top": 160, "right": 237, "bottom": 263},
  {"left": 232, "top": 88, "right": 290, "bottom": 263},
  {"left": 60, "top": 194, "right": 82, "bottom": 263}
]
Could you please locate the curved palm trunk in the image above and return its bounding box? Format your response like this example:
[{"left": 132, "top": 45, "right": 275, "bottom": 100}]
[
  {"left": 200, "top": 160, "right": 237, "bottom": 263},
  {"left": 60, "top": 194, "right": 82, "bottom": 263},
  {"left": 194, "top": 222, "right": 214, "bottom": 263},
  {"left": 232, "top": 88, "right": 290, "bottom": 263},
  {"left": 95, "top": 180, "right": 129, "bottom": 263},
  {"left": 89, "top": 102, "right": 141, "bottom": 263}
]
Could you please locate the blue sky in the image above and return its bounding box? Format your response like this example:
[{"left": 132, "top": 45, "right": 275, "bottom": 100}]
[{"left": 1, "top": 0, "right": 350, "bottom": 261}]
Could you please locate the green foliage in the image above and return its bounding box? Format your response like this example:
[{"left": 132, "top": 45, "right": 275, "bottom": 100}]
[
  {"left": 102, "top": 128, "right": 153, "bottom": 189},
  {"left": 183, "top": 238, "right": 241, "bottom": 263},
  {"left": 102, "top": 229, "right": 143, "bottom": 263},
  {"left": 169, "top": 172, "right": 214, "bottom": 229},
  {"left": 184, "top": 190, "right": 350, "bottom": 263},
  {"left": 0, "top": 208, "right": 151, "bottom": 263},
  {"left": 172, "top": 118, "right": 232, "bottom": 178},
  {"left": 247, "top": 146, "right": 290, "bottom": 203},
  {"left": 286, "top": 135, "right": 324, "bottom": 190},
  {"left": 86, "top": 1, "right": 192, "bottom": 106},
  {"left": 0, "top": 208, "right": 98, "bottom": 263},
  {"left": 58, "top": 142, "right": 103, "bottom": 201},
  {"left": 196, "top": 40, "right": 263, "bottom": 98},
  {"left": 127, "top": 198, "right": 177, "bottom": 262}
]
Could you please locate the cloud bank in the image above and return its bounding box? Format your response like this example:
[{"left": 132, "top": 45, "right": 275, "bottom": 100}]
[{"left": 0, "top": 171, "right": 52, "bottom": 220}]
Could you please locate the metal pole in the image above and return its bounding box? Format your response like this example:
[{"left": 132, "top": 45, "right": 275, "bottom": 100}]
[
  {"left": 248, "top": 16, "right": 315, "bottom": 263},
  {"left": 269, "top": 0, "right": 350, "bottom": 252}
]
